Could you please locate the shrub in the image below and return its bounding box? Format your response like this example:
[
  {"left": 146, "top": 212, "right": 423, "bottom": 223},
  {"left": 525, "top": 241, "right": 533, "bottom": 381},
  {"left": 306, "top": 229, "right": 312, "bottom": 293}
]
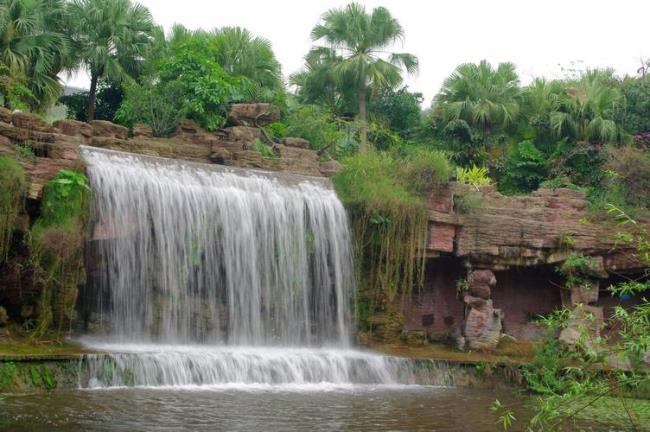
[
  {"left": 31, "top": 169, "right": 89, "bottom": 338},
  {"left": 456, "top": 165, "right": 492, "bottom": 189},
  {"left": 399, "top": 146, "right": 452, "bottom": 195},
  {"left": 116, "top": 81, "right": 187, "bottom": 137},
  {"left": 283, "top": 105, "right": 345, "bottom": 152},
  {"left": 253, "top": 138, "right": 276, "bottom": 158},
  {"left": 0, "top": 156, "right": 25, "bottom": 264},
  {"left": 606, "top": 147, "right": 650, "bottom": 210},
  {"left": 334, "top": 150, "right": 451, "bottom": 330},
  {"left": 499, "top": 140, "right": 547, "bottom": 194}
]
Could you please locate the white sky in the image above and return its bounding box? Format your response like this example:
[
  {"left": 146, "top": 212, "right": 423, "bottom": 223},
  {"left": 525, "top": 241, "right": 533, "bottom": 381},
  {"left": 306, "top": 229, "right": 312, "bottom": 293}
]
[{"left": 65, "top": 0, "right": 650, "bottom": 105}]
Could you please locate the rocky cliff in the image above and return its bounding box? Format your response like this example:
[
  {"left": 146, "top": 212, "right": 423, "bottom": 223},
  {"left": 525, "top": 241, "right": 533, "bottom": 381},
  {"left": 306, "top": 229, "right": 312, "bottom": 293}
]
[{"left": 0, "top": 103, "right": 339, "bottom": 201}]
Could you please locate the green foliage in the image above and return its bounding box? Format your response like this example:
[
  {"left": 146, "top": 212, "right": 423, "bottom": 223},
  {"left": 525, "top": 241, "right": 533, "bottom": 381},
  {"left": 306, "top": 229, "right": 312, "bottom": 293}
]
[
  {"left": 0, "top": 361, "right": 17, "bottom": 390},
  {"left": 31, "top": 169, "right": 89, "bottom": 338},
  {"left": 0, "top": 0, "right": 70, "bottom": 110},
  {"left": 283, "top": 105, "right": 345, "bottom": 152},
  {"left": 499, "top": 140, "right": 547, "bottom": 194},
  {"left": 307, "top": 2, "right": 418, "bottom": 151},
  {"left": 369, "top": 86, "right": 423, "bottom": 138},
  {"left": 604, "top": 147, "right": 650, "bottom": 210},
  {"left": 264, "top": 122, "right": 287, "bottom": 140},
  {"left": 67, "top": 0, "right": 156, "bottom": 120},
  {"left": 512, "top": 209, "right": 650, "bottom": 431},
  {"left": 556, "top": 253, "right": 598, "bottom": 290},
  {"left": 0, "top": 155, "right": 25, "bottom": 264},
  {"left": 156, "top": 36, "right": 250, "bottom": 131},
  {"left": 0, "top": 63, "right": 35, "bottom": 110},
  {"left": 115, "top": 80, "right": 186, "bottom": 137},
  {"left": 59, "top": 81, "right": 124, "bottom": 122},
  {"left": 456, "top": 165, "right": 492, "bottom": 189},
  {"left": 334, "top": 149, "right": 450, "bottom": 330},
  {"left": 253, "top": 138, "right": 275, "bottom": 158}
]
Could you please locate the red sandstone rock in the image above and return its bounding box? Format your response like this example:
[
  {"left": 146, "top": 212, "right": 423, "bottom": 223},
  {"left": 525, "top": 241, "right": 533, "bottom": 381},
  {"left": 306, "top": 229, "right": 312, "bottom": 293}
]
[
  {"left": 280, "top": 137, "right": 310, "bottom": 149},
  {"left": 227, "top": 103, "right": 280, "bottom": 127},
  {"left": 90, "top": 120, "right": 128, "bottom": 139},
  {"left": 54, "top": 119, "right": 93, "bottom": 138},
  {"left": 427, "top": 223, "right": 455, "bottom": 253},
  {"left": 133, "top": 123, "right": 152, "bottom": 138},
  {"left": 468, "top": 283, "right": 491, "bottom": 300},
  {"left": 11, "top": 111, "right": 53, "bottom": 132},
  {"left": 319, "top": 160, "right": 342, "bottom": 177},
  {"left": 0, "top": 107, "right": 12, "bottom": 123}
]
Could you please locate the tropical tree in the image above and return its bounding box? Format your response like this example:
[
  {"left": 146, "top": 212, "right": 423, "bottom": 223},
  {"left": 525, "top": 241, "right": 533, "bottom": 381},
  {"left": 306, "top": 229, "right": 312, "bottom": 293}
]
[
  {"left": 309, "top": 3, "right": 418, "bottom": 152},
  {"left": 549, "top": 70, "right": 622, "bottom": 144},
  {"left": 0, "top": 0, "right": 71, "bottom": 110},
  {"left": 290, "top": 48, "right": 357, "bottom": 115},
  {"left": 434, "top": 60, "right": 521, "bottom": 136},
  {"left": 210, "top": 27, "right": 282, "bottom": 98},
  {"left": 67, "top": 0, "right": 155, "bottom": 121}
]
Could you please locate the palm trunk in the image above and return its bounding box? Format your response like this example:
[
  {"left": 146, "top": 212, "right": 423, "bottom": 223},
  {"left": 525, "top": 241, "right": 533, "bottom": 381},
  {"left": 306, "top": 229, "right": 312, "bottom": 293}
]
[
  {"left": 86, "top": 73, "right": 98, "bottom": 122},
  {"left": 358, "top": 79, "right": 369, "bottom": 153}
]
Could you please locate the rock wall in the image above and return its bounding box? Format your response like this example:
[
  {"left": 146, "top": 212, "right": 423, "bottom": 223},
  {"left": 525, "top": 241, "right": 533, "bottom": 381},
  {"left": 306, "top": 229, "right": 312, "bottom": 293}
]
[
  {"left": 0, "top": 103, "right": 339, "bottom": 201},
  {"left": 398, "top": 182, "right": 648, "bottom": 349}
]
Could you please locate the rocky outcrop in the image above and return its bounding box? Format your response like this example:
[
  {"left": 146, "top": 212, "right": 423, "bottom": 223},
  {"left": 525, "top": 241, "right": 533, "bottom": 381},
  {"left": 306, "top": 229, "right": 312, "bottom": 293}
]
[
  {"left": 459, "top": 269, "right": 503, "bottom": 350},
  {"left": 427, "top": 183, "right": 645, "bottom": 274},
  {"left": 0, "top": 104, "right": 341, "bottom": 200},
  {"left": 227, "top": 103, "right": 280, "bottom": 127}
]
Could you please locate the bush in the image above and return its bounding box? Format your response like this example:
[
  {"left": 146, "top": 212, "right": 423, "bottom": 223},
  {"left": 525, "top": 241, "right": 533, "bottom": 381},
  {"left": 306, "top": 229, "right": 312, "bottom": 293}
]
[
  {"left": 0, "top": 156, "right": 25, "bottom": 264},
  {"left": 456, "top": 165, "right": 492, "bottom": 188},
  {"left": 283, "top": 105, "right": 345, "bottom": 152},
  {"left": 31, "top": 169, "right": 89, "bottom": 338},
  {"left": 334, "top": 149, "right": 450, "bottom": 329},
  {"left": 606, "top": 147, "right": 650, "bottom": 209},
  {"left": 116, "top": 81, "right": 187, "bottom": 137},
  {"left": 499, "top": 140, "right": 547, "bottom": 194}
]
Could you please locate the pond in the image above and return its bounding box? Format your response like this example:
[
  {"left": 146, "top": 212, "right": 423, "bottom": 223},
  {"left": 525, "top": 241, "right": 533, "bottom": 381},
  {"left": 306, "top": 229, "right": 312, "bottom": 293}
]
[{"left": 1, "top": 385, "right": 528, "bottom": 431}]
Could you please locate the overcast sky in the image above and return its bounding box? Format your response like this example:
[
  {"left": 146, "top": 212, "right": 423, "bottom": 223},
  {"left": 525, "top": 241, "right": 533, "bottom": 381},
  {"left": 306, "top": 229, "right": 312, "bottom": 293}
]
[{"left": 65, "top": 0, "right": 650, "bottom": 105}]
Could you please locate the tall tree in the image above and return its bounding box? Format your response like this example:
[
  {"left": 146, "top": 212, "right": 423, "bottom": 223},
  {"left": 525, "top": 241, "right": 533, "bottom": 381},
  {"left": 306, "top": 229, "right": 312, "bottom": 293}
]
[
  {"left": 67, "top": 0, "right": 155, "bottom": 121},
  {"left": 0, "top": 0, "right": 70, "bottom": 110},
  {"left": 434, "top": 60, "right": 521, "bottom": 136},
  {"left": 309, "top": 3, "right": 418, "bottom": 152},
  {"left": 210, "top": 27, "right": 282, "bottom": 97}
]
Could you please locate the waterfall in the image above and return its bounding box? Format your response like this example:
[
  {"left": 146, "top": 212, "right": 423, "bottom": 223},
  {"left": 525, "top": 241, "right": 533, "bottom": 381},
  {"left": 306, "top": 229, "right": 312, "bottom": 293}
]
[
  {"left": 80, "top": 146, "right": 431, "bottom": 389},
  {"left": 82, "top": 146, "right": 352, "bottom": 346}
]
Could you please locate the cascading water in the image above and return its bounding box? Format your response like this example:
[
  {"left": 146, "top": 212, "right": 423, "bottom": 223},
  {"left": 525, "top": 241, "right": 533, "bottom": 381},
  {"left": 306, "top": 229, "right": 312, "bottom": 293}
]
[{"left": 79, "top": 146, "right": 439, "bottom": 389}]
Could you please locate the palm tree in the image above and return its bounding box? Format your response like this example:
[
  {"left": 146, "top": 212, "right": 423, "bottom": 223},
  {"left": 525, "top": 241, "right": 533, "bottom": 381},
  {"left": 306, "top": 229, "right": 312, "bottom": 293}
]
[
  {"left": 289, "top": 48, "right": 357, "bottom": 115},
  {"left": 549, "top": 70, "right": 622, "bottom": 144},
  {"left": 309, "top": 3, "right": 418, "bottom": 152},
  {"left": 0, "top": 0, "right": 70, "bottom": 110},
  {"left": 67, "top": 0, "right": 155, "bottom": 121},
  {"left": 434, "top": 60, "right": 521, "bottom": 136},
  {"left": 210, "top": 27, "right": 282, "bottom": 96}
]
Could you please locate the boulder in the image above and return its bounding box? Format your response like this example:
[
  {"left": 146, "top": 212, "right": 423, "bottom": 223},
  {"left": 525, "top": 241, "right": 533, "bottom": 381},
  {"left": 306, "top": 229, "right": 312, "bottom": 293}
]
[
  {"left": 468, "top": 283, "right": 490, "bottom": 299},
  {"left": 559, "top": 305, "right": 604, "bottom": 348},
  {"left": 280, "top": 137, "right": 310, "bottom": 149},
  {"left": 470, "top": 269, "right": 497, "bottom": 286},
  {"left": 463, "top": 295, "right": 487, "bottom": 309},
  {"left": 174, "top": 119, "right": 203, "bottom": 135},
  {"left": 319, "top": 159, "right": 342, "bottom": 177},
  {"left": 223, "top": 126, "right": 261, "bottom": 144},
  {"left": 11, "top": 111, "right": 53, "bottom": 132},
  {"left": 54, "top": 119, "right": 93, "bottom": 138},
  {"left": 463, "top": 300, "right": 503, "bottom": 350},
  {"left": 569, "top": 280, "right": 599, "bottom": 306},
  {"left": 90, "top": 120, "right": 128, "bottom": 139},
  {"left": 227, "top": 103, "right": 280, "bottom": 127},
  {"left": 0, "top": 107, "right": 12, "bottom": 123},
  {"left": 133, "top": 123, "right": 152, "bottom": 138},
  {"left": 210, "top": 147, "right": 232, "bottom": 165}
]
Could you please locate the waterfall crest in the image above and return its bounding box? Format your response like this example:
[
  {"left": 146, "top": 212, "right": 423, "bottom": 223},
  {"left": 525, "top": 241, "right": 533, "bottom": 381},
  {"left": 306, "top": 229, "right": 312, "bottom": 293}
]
[{"left": 82, "top": 147, "right": 353, "bottom": 346}]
